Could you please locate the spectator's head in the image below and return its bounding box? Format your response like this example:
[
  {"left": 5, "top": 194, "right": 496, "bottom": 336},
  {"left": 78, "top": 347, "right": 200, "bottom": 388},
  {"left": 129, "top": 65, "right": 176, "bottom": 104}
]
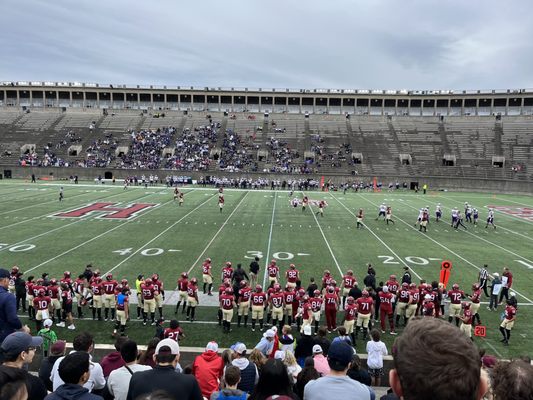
[
  {"left": 205, "top": 341, "right": 218, "bottom": 353},
  {"left": 169, "top": 320, "right": 179, "bottom": 329},
  {"left": 50, "top": 340, "right": 66, "bottom": 357},
  {"left": 283, "top": 351, "right": 298, "bottom": 367},
  {"left": 232, "top": 342, "right": 247, "bottom": 358},
  {"left": 249, "top": 348, "right": 267, "bottom": 370},
  {"left": 348, "top": 354, "right": 362, "bottom": 372},
  {"left": 303, "top": 357, "right": 315, "bottom": 368},
  {"left": 0, "top": 365, "right": 28, "bottom": 400},
  {"left": 72, "top": 332, "right": 94, "bottom": 353},
  {"left": 114, "top": 336, "right": 128, "bottom": 352},
  {"left": 327, "top": 341, "right": 354, "bottom": 373},
  {"left": 337, "top": 326, "right": 347, "bottom": 336},
  {"left": 0, "top": 332, "right": 42, "bottom": 366},
  {"left": 0, "top": 269, "right": 9, "bottom": 288},
  {"left": 317, "top": 327, "right": 327, "bottom": 338},
  {"left": 390, "top": 317, "right": 488, "bottom": 400},
  {"left": 224, "top": 365, "right": 241, "bottom": 388},
  {"left": 120, "top": 340, "right": 139, "bottom": 364},
  {"left": 282, "top": 325, "right": 291, "bottom": 335},
  {"left": 251, "top": 359, "right": 294, "bottom": 399},
  {"left": 58, "top": 352, "right": 90, "bottom": 385},
  {"left": 154, "top": 338, "right": 179, "bottom": 366},
  {"left": 370, "top": 329, "right": 381, "bottom": 342},
  {"left": 312, "top": 345, "right": 323, "bottom": 357},
  {"left": 492, "top": 360, "right": 533, "bottom": 400},
  {"left": 221, "top": 349, "right": 233, "bottom": 366},
  {"left": 264, "top": 330, "right": 275, "bottom": 342}
]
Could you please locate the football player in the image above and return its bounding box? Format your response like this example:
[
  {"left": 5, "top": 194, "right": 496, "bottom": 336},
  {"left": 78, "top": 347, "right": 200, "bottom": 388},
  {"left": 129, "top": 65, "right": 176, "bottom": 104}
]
[
  {"left": 237, "top": 280, "right": 252, "bottom": 328},
  {"left": 269, "top": 284, "right": 285, "bottom": 330},
  {"left": 356, "top": 208, "right": 364, "bottom": 229},
  {"left": 447, "top": 283, "right": 464, "bottom": 326},
  {"left": 324, "top": 286, "right": 339, "bottom": 333},
  {"left": 90, "top": 277, "right": 103, "bottom": 321},
  {"left": 285, "top": 264, "right": 299, "bottom": 289},
  {"left": 74, "top": 274, "right": 87, "bottom": 319},
  {"left": 343, "top": 296, "right": 357, "bottom": 345},
  {"left": 485, "top": 208, "right": 496, "bottom": 229},
  {"left": 396, "top": 282, "right": 411, "bottom": 327},
  {"left": 47, "top": 279, "right": 62, "bottom": 325},
  {"left": 202, "top": 258, "right": 213, "bottom": 296},
  {"left": 499, "top": 299, "right": 517, "bottom": 346},
  {"left": 141, "top": 278, "right": 157, "bottom": 326},
  {"left": 375, "top": 203, "right": 387, "bottom": 221},
  {"left": 218, "top": 194, "right": 224, "bottom": 213},
  {"left": 468, "top": 283, "right": 482, "bottom": 326},
  {"left": 164, "top": 319, "right": 184, "bottom": 342},
  {"left": 175, "top": 272, "right": 189, "bottom": 314},
  {"left": 135, "top": 274, "right": 145, "bottom": 319},
  {"left": 59, "top": 282, "right": 75, "bottom": 330},
  {"left": 152, "top": 274, "right": 165, "bottom": 319},
  {"left": 405, "top": 283, "right": 419, "bottom": 323},
  {"left": 310, "top": 290, "right": 324, "bottom": 335},
  {"left": 103, "top": 273, "right": 118, "bottom": 322},
  {"left": 315, "top": 200, "right": 326, "bottom": 217},
  {"left": 283, "top": 285, "right": 296, "bottom": 327},
  {"left": 221, "top": 262, "right": 234, "bottom": 282},
  {"left": 459, "top": 302, "right": 473, "bottom": 340},
  {"left": 267, "top": 260, "right": 280, "bottom": 285},
  {"left": 341, "top": 270, "right": 356, "bottom": 309},
  {"left": 8, "top": 266, "right": 18, "bottom": 294},
  {"left": 379, "top": 286, "right": 396, "bottom": 335},
  {"left": 25, "top": 276, "right": 35, "bottom": 320},
  {"left": 355, "top": 290, "right": 374, "bottom": 341},
  {"left": 220, "top": 288, "right": 236, "bottom": 333},
  {"left": 251, "top": 284, "right": 267, "bottom": 332},
  {"left": 33, "top": 288, "right": 51, "bottom": 331},
  {"left": 435, "top": 203, "right": 442, "bottom": 222},
  {"left": 186, "top": 278, "right": 199, "bottom": 322},
  {"left": 385, "top": 206, "right": 395, "bottom": 225}
]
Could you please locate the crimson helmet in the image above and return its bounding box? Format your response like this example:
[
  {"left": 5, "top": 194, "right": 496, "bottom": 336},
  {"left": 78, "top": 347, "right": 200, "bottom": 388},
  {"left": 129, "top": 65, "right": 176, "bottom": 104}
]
[
  {"left": 225, "top": 288, "right": 233, "bottom": 295},
  {"left": 36, "top": 278, "right": 44, "bottom": 284},
  {"left": 205, "top": 258, "right": 211, "bottom": 263},
  {"left": 271, "top": 259, "right": 276, "bottom": 264},
  {"left": 121, "top": 279, "right": 128, "bottom": 285},
  {"left": 11, "top": 266, "right": 19, "bottom": 274},
  {"left": 38, "top": 288, "right": 45, "bottom": 296},
  {"left": 191, "top": 278, "right": 198, "bottom": 284},
  {"left": 409, "top": 283, "right": 417, "bottom": 289},
  {"left": 390, "top": 274, "right": 397, "bottom": 281},
  {"left": 452, "top": 283, "right": 459, "bottom": 290},
  {"left": 226, "top": 261, "right": 232, "bottom": 267},
  {"left": 331, "top": 280, "right": 337, "bottom": 286},
  {"left": 50, "top": 279, "right": 57, "bottom": 286},
  {"left": 462, "top": 301, "right": 471, "bottom": 309},
  {"left": 152, "top": 274, "right": 159, "bottom": 281},
  {"left": 95, "top": 277, "right": 102, "bottom": 283},
  {"left": 240, "top": 280, "right": 247, "bottom": 288},
  {"left": 181, "top": 272, "right": 188, "bottom": 278},
  {"left": 324, "top": 269, "right": 330, "bottom": 275},
  {"left": 274, "top": 283, "right": 281, "bottom": 292},
  {"left": 224, "top": 278, "right": 231, "bottom": 287},
  {"left": 314, "top": 289, "right": 321, "bottom": 297},
  {"left": 346, "top": 270, "right": 353, "bottom": 276},
  {"left": 256, "top": 284, "right": 263, "bottom": 292},
  {"left": 303, "top": 295, "right": 310, "bottom": 301},
  {"left": 347, "top": 296, "right": 355, "bottom": 304},
  {"left": 362, "top": 290, "right": 369, "bottom": 297},
  {"left": 106, "top": 273, "right": 113, "bottom": 281},
  {"left": 64, "top": 271, "right": 71, "bottom": 277},
  {"left": 144, "top": 278, "right": 153, "bottom": 285},
  {"left": 298, "top": 288, "right": 306, "bottom": 296},
  {"left": 327, "top": 286, "right": 334, "bottom": 293},
  {"left": 290, "top": 264, "right": 296, "bottom": 269},
  {"left": 402, "top": 282, "right": 409, "bottom": 289}
]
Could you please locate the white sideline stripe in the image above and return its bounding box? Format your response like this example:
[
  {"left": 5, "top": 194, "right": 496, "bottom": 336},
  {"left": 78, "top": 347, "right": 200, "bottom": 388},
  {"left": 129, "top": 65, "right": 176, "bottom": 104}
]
[
  {"left": 0, "top": 189, "right": 131, "bottom": 230},
  {"left": 184, "top": 191, "right": 250, "bottom": 276},
  {"left": 402, "top": 198, "right": 533, "bottom": 264},
  {"left": 357, "top": 194, "right": 533, "bottom": 304},
  {"left": 24, "top": 192, "right": 183, "bottom": 274},
  {"left": 262, "top": 193, "right": 277, "bottom": 288},
  {"left": 333, "top": 193, "right": 422, "bottom": 281},
  {"left": 431, "top": 196, "right": 533, "bottom": 242},
  {"left": 304, "top": 192, "right": 344, "bottom": 277},
  {"left": 106, "top": 193, "right": 216, "bottom": 276},
  {"left": 0, "top": 190, "right": 91, "bottom": 217}
]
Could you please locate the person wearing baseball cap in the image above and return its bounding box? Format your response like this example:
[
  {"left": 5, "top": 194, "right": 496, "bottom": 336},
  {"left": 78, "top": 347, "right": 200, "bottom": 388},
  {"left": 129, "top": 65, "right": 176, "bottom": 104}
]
[
  {"left": 192, "top": 341, "right": 224, "bottom": 399},
  {"left": 230, "top": 342, "right": 258, "bottom": 394},
  {"left": 1, "top": 332, "right": 48, "bottom": 400},
  {"left": 312, "top": 344, "right": 330, "bottom": 376},
  {"left": 0, "top": 268, "right": 30, "bottom": 343},
  {"left": 126, "top": 338, "right": 202, "bottom": 400},
  {"left": 255, "top": 329, "right": 275, "bottom": 357},
  {"left": 304, "top": 341, "right": 371, "bottom": 400},
  {"left": 39, "top": 340, "right": 67, "bottom": 392}
]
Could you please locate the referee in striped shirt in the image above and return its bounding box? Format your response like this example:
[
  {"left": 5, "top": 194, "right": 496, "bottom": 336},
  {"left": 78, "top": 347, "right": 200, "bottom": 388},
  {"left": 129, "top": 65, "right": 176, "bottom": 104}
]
[{"left": 479, "top": 264, "right": 490, "bottom": 297}]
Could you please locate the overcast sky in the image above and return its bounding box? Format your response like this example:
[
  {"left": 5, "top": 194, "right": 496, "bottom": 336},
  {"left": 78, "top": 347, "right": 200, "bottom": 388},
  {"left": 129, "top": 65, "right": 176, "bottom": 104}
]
[{"left": 1, "top": 0, "right": 532, "bottom": 91}]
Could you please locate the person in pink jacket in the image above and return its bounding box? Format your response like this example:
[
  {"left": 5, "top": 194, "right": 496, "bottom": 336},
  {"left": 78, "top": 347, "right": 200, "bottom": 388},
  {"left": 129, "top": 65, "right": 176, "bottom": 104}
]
[{"left": 192, "top": 341, "right": 224, "bottom": 399}]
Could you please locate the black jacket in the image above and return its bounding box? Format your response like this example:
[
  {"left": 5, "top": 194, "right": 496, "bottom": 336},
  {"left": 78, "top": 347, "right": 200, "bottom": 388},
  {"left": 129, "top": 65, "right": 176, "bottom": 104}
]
[
  {"left": 44, "top": 383, "right": 102, "bottom": 400},
  {"left": 294, "top": 335, "right": 314, "bottom": 360},
  {"left": 39, "top": 355, "right": 63, "bottom": 392},
  {"left": 126, "top": 365, "right": 202, "bottom": 400}
]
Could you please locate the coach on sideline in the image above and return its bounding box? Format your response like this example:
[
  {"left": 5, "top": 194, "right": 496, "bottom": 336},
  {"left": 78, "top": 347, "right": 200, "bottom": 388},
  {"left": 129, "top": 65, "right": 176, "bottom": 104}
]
[{"left": 0, "top": 268, "right": 30, "bottom": 343}]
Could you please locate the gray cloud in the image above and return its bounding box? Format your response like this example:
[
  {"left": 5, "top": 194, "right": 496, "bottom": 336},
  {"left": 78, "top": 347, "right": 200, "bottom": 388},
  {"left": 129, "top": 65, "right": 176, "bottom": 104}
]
[{"left": 1, "top": 0, "right": 532, "bottom": 90}]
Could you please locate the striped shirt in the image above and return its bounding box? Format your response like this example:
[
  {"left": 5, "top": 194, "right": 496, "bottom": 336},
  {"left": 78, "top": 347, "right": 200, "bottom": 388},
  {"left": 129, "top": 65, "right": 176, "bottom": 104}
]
[{"left": 479, "top": 268, "right": 488, "bottom": 281}]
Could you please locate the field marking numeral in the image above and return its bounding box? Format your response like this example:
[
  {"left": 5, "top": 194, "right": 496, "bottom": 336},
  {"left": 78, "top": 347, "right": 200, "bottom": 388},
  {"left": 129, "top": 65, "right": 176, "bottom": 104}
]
[
  {"left": 244, "top": 251, "right": 264, "bottom": 259},
  {"left": 141, "top": 248, "right": 164, "bottom": 256},
  {"left": 378, "top": 255, "right": 399, "bottom": 264},
  {"left": 113, "top": 247, "right": 181, "bottom": 257},
  {"left": 0, "top": 243, "right": 36, "bottom": 252},
  {"left": 113, "top": 248, "right": 133, "bottom": 256},
  {"left": 272, "top": 252, "right": 294, "bottom": 260},
  {"left": 379, "top": 255, "right": 442, "bottom": 266},
  {"left": 244, "top": 250, "right": 307, "bottom": 260}
]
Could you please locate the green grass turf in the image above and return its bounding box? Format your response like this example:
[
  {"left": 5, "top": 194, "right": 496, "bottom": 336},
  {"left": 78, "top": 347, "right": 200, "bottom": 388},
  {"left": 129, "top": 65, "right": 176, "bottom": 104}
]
[{"left": 2, "top": 180, "right": 533, "bottom": 358}]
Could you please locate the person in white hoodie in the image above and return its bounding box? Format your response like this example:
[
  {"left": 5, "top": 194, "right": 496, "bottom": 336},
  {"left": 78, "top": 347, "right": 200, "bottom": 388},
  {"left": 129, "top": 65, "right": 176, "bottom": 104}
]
[{"left": 230, "top": 343, "right": 258, "bottom": 394}]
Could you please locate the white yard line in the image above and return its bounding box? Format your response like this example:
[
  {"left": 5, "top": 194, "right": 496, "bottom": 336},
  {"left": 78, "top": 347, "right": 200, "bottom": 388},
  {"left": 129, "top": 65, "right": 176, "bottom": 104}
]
[
  {"left": 24, "top": 194, "right": 181, "bottom": 274},
  {"left": 262, "top": 193, "right": 278, "bottom": 288},
  {"left": 331, "top": 193, "right": 422, "bottom": 280},
  {"left": 357, "top": 194, "right": 533, "bottom": 304},
  {"left": 480, "top": 337, "right": 503, "bottom": 358},
  {"left": 304, "top": 192, "right": 344, "bottom": 277},
  {"left": 0, "top": 190, "right": 93, "bottom": 217},
  {"left": 106, "top": 194, "right": 217, "bottom": 276},
  {"left": 186, "top": 192, "right": 250, "bottom": 275}
]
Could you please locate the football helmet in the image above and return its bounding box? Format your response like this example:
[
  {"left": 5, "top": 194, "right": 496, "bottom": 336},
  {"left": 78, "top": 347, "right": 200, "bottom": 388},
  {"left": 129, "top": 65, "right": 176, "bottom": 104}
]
[
  {"left": 402, "top": 282, "right": 409, "bottom": 289},
  {"left": 256, "top": 284, "right": 263, "bottom": 292},
  {"left": 271, "top": 259, "right": 276, "bottom": 264},
  {"left": 409, "top": 283, "right": 417, "bottom": 289},
  {"left": 362, "top": 290, "right": 369, "bottom": 297},
  {"left": 327, "top": 286, "right": 334, "bottom": 293},
  {"left": 346, "top": 296, "right": 355, "bottom": 304},
  {"left": 346, "top": 270, "right": 353, "bottom": 276},
  {"left": 106, "top": 273, "right": 113, "bottom": 281},
  {"left": 190, "top": 278, "right": 198, "bottom": 284},
  {"left": 64, "top": 271, "right": 71, "bottom": 277},
  {"left": 121, "top": 279, "right": 128, "bottom": 285},
  {"left": 50, "top": 279, "right": 57, "bottom": 286},
  {"left": 225, "top": 288, "right": 233, "bottom": 295},
  {"left": 298, "top": 288, "right": 306, "bottom": 296},
  {"left": 452, "top": 283, "right": 459, "bottom": 290},
  {"left": 472, "top": 283, "right": 479, "bottom": 290},
  {"left": 152, "top": 274, "right": 159, "bottom": 281},
  {"left": 38, "top": 289, "right": 46, "bottom": 296},
  {"left": 181, "top": 272, "right": 188, "bottom": 278},
  {"left": 303, "top": 295, "right": 310, "bottom": 301},
  {"left": 290, "top": 264, "right": 296, "bottom": 269},
  {"left": 144, "top": 278, "right": 153, "bottom": 285},
  {"left": 226, "top": 261, "right": 232, "bottom": 267},
  {"left": 11, "top": 266, "right": 19, "bottom": 274},
  {"left": 313, "top": 289, "right": 321, "bottom": 297},
  {"left": 390, "top": 274, "right": 397, "bottom": 280},
  {"left": 274, "top": 283, "right": 281, "bottom": 292},
  {"left": 240, "top": 280, "right": 247, "bottom": 288},
  {"left": 461, "top": 301, "right": 470, "bottom": 309},
  {"left": 205, "top": 258, "right": 211, "bottom": 263}
]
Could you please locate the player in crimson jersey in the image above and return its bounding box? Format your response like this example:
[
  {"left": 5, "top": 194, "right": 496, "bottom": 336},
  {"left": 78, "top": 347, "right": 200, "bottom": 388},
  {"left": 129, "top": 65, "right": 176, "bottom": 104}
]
[
  {"left": 59, "top": 282, "right": 75, "bottom": 330},
  {"left": 251, "top": 285, "right": 267, "bottom": 332},
  {"left": 202, "top": 258, "right": 213, "bottom": 296},
  {"left": 324, "top": 286, "right": 339, "bottom": 333},
  {"left": 33, "top": 289, "right": 51, "bottom": 331},
  {"left": 267, "top": 260, "right": 280, "bottom": 285},
  {"left": 447, "top": 283, "right": 465, "bottom": 326},
  {"left": 90, "top": 277, "right": 103, "bottom": 321},
  {"left": 217, "top": 279, "right": 231, "bottom": 325},
  {"left": 302, "top": 196, "right": 309, "bottom": 212},
  {"left": 499, "top": 299, "right": 517, "bottom": 345},
  {"left": 379, "top": 287, "right": 396, "bottom": 335},
  {"left": 269, "top": 284, "right": 285, "bottom": 330},
  {"left": 218, "top": 194, "right": 224, "bottom": 213},
  {"left": 220, "top": 288, "right": 237, "bottom": 333},
  {"left": 356, "top": 208, "right": 364, "bottom": 229},
  {"left": 8, "top": 266, "right": 18, "bottom": 294},
  {"left": 164, "top": 319, "right": 184, "bottom": 342},
  {"left": 468, "top": 283, "right": 482, "bottom": 326},
  {"left": 186, "top": 278, "right": 199, "bottom": 322},
  {"left": 60, "top": 271, "right": 74, "bottom": 293},
  {"left": 341, "top": 270, "right": 356, "bottom": 309},
  {"left": 298, "top": 295, "right": 312, "bottom": 333},
  {"left": 283, "top": 286, "right": 296, "bottom": 327},
  {"left": 310, "top": 290, "right": 324, "bottom": 334},
  {"left": 47, "top": 279, "right": 62, "bottom": 324},
  {"left": 422, "top": 294, "right": 435, "bottom": 317},
  {"left": 459, "top": 302, "right": 473, "bottom": 339},
  {"left": 237, "top": 280, "right": 252, "bottom": 327},
  {"left": 385, "top": 275, "right": 399, "bottom": 311},
  {"left": 152, "top": 274, "right": 165, "bottom": 319},
  {"left": 25, "top": 276, "right": 35, "bottom": 320},
  {"left": 406, "top": 283, "right": 419, "bottom": 323},
  {"left": 343, "top": 296, "right": 357, "bottom": 345},
  {"left": 175, "top": 272, "right": 189, "bottom": 315},
  {"left": 395, "top": 283, "right": 411, "bottom": 327},
  {"left": 355, "top": 290, "right": 374, "bottom": 341},
  {"left": 321, "top": 270, "right": 333, "bottom": 293},
  {"left": 141, "top": 278, "right": 157, "bottom": 326},
  {"left": 221, "top": 262, "right": 234, "bottom": 282},
  {"left": 74, "top": 275, "right": 87, "bottom": 318},
  {"left": 103, "top": 273, "right": 118, "bottom": 321},
  {"left": 295, "top": 288, "right": 306, "bottom": 331},
  {"left": 315, "top": 200, "right": 326, "bottom": 217},
  {"left": 285, "top": 264, "right": 299, "bottom": 289},
  {"left": 265, "top": 282, "right": 275, "bottom": 325}
]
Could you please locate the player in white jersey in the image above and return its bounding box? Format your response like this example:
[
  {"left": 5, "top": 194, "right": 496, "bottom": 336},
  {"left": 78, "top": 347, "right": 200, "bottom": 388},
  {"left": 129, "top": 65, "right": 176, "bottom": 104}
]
[
  {"left": 473, "top": 208, "right": 479, "bottom": 225},
  {"left": 291, "top": 197, "right": 299, "bottom": 208},
  {"left": 415, "top": 208, "right": 424, "bottom": 226},
  {"left": 451, "top": 208, "right": 459, "bottom": 227},
  {"left": 465, "top": 205, "right": 473, "bottom": 223},
  {"left": 376, "top": 204, "right": 387, "bottom": 221},
  {"left": 435, "top": 203, "right": 442, "bottom": 222},
  {"left": 485, "top": 209, "right": 496, "bottom": 229}
]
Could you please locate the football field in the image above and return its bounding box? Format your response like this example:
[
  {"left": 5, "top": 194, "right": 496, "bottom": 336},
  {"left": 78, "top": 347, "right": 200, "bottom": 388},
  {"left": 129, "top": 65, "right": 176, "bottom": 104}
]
[{"left": 1, "top": 180, "right": 532, "bottom": 358}]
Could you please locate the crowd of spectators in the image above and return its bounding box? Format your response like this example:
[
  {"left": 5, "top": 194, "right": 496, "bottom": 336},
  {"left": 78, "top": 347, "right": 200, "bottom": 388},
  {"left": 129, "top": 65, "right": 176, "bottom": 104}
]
[
  {"left": 217, "top": 129, "right": 256, "bottom": 172},
  {"left": 79, "top": 134, "right": 118, "bottom": 168},
  {"left": 267, "top": 137, "right": 301, "bottom": 173},
  {"left": 119, "top": 128, "right": 176, "bottom": 170}
]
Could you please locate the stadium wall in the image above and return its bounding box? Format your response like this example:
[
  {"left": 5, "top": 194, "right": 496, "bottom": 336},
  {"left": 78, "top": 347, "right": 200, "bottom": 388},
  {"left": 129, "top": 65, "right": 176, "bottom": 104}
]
[{"left": 3, "top": 166, "right": 533, "bottom": 194}]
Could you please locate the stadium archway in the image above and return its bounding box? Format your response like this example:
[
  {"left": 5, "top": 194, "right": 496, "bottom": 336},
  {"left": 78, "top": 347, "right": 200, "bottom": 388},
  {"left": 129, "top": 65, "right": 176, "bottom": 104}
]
[{"left": 104, "top": 171, "right": 113, "bottom": 179}]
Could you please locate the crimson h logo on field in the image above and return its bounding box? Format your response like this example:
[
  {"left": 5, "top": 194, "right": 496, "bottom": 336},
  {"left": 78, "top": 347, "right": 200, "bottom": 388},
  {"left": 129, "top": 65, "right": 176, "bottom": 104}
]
[{"left": 52, "top": 202, "right": 158, "bottom": 220}]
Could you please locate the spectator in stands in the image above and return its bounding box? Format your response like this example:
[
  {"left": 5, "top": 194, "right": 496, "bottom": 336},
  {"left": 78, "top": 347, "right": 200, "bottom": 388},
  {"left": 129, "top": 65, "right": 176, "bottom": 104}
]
[
  {"left": 295, "top": 326, "right": 314, "bottom": 367},
  {"left": 491, "top": 359, "right": 533, "bottom": 399},
  {"left": 311, "top": 345, "right": 330, "bottom": 377},
  {"left": 45, "top": 352, "right": 103, "bottom": 400},
  {"left": 282, "top": 350, "right": 302, "bottom": 383},
  {"left": 255, "top": 330, "right": 275, "bottom": 357},
  {"left": 249, "top": 348, "right": 267, "bottom": 373},
  {"left": 138, "top": 338, "right": 160, "bottom": 368},
  {"left": 100, "top": 336, "right": 127, "bottom": 378},
  {"left": 250, "top": 358, "right": 297, "bottom": 400},
  {"left": 347, "top": 354, "right": 371, "bottom": 386},
  {"left": 304, "top": 341, "right": 370, "bottom": 400},
  {"left": 0, "top": 332, "right": 47, "bottom": 400},
  {"left": 126, "top": 338, "right": 201, "bottom": 400},
  {"left": 105, "top": 340, "right": 151, "bottom": 400},
  {"left": 210, "top": 365, "right": 247, "bottom": 400},
  {"left": 313, "top": 327, "right": 331, "bottom": 356},
  {"left": 295, "top": 358, "right": 320, "bottom": 399},
  {"left": 192, "top": 341, "right": 224, "bottom": 399},
  {"left": 0, "top": 364, "right": 28, "bottom": 400},
  {"left": 389, "top": 317, "right": 488, "bottom": 400},
  {"left": 39, "top": 340, "right": 66, "bottom": 392},
  {"left": 51, "top": 332, "right": 105, "bottom": 393},
  {"left": 231, "top": 343, "right": 258, "bottom": 394}
]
